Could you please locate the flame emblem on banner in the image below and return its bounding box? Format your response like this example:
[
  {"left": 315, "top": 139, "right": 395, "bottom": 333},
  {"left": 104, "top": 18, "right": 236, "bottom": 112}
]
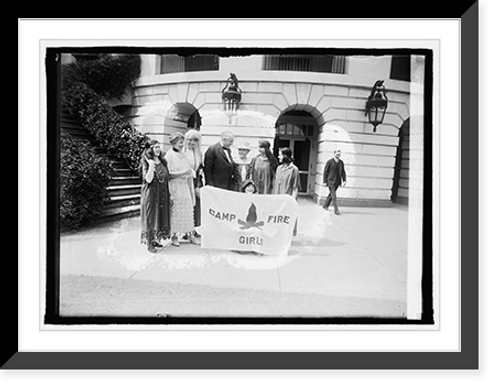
[{"left": 238, "top": 203, "right": 265, "bottom": 230}]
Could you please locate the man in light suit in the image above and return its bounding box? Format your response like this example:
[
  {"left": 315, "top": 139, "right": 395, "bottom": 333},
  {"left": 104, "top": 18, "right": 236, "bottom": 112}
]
[
  {"left": 203, "top": 131, "right": 240, "bottom": 191},
  {"left": 322, "top": 149, "right": 347, "bottom": 215}
]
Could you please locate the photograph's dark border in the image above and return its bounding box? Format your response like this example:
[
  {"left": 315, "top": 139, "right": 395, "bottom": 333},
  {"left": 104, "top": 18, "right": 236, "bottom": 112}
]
[{"left": 7, "top": 10, "right": 478, "bottom": 369}]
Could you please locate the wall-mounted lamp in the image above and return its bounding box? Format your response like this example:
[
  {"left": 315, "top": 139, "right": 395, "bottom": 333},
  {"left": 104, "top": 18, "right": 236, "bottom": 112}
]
[
  {"left": 222, "top": 73, "right": 242, "bottom": 123},
  {"left": 365, "top": 80, "right": 388, "bottom": 132}
]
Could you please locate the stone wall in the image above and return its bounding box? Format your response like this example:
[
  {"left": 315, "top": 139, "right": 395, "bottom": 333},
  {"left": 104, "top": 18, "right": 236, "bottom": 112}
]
[{"left": 128, "top": 71, "right": 412, "bottom": 205}]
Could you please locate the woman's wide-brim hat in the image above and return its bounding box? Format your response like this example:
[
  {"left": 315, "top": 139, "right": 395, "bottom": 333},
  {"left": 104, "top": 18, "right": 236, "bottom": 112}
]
[{"left": 237, "top": 141, "right": 251, "bottom": 150}]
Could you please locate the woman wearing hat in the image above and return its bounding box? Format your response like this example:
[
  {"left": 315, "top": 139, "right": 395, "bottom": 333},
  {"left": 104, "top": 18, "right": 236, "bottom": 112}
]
[
  {"left": 165, "top": 132, "right": 200, "bottom": 247},
  {"left": 234, "top": 141, "right": 253, "bottom": 191}
]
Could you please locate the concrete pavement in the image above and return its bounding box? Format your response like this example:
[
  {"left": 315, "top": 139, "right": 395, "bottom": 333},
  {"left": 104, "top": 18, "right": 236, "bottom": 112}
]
[{"left": 59, "top": 197, "right": 409, "bottom": 318}]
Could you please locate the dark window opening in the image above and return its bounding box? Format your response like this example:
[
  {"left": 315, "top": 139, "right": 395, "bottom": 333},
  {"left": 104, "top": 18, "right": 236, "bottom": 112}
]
[
  {"left": 263, "top": 55, "right": 346, "bottom": 74},
  {"left": 160, "top": 54, "right": 219, "bottom": 74},
  {"left": 390, "top": 55, "right": 411, "bottom": 81}
]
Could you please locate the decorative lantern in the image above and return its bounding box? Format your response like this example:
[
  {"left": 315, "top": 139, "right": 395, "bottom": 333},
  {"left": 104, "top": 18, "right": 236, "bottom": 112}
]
[
  {"left": 365, "top": 80, "right": 388, "bottom": 132},
  {"left": 221, "top": 73, "right": 242, "bottom": 123}
]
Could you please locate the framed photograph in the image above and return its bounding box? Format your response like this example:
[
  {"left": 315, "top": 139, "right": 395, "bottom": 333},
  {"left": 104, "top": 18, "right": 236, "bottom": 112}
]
[{"left": 10, "top": 10, "right": 477, "bottom": 369}]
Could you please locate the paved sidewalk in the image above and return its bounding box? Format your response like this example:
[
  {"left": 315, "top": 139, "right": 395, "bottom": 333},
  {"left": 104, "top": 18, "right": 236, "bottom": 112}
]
[{"left": 60, "top": 198, "right": 409, "bottom": 318}]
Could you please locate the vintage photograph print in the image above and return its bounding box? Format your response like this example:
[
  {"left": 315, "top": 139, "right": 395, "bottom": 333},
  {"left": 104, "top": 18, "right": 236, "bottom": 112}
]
[{"left": 44, "top": 46, "right": 434, "bottom": 325}]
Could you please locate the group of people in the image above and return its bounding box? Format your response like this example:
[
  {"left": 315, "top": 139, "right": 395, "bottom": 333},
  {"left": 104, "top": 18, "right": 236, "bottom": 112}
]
[
  {"left": 140, "top": 130, "right": 203, "bottom": 253},
  {"left": 140, "top": 129, "right": 346, "bottom": 253},
  {"left": 203, "top": 131, "right": 300, "bottom": 197}
]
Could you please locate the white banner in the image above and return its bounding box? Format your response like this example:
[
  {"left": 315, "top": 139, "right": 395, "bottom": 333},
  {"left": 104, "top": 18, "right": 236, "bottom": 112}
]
[{"left": 200, "top": 186, "right": 299, "bottom": 256}]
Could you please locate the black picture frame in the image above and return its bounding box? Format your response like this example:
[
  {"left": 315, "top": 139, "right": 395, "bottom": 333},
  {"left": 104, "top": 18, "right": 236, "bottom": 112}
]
[{"left": 8, "top": 2, "right": 479, "bottom": 370}]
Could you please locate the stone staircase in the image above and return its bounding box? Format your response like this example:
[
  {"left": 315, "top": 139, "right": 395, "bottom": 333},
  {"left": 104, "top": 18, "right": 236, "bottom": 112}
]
[{"left": 61, "top": 110, "right": 142, "bottom": 223}]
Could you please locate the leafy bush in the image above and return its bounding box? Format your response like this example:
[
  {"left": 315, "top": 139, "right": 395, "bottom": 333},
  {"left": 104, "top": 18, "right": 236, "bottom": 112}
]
[
  {"left": 62, "top": 82, "right": 148, "bottom": 172},
  {"left": 62, "top": 54, "right": 141, "bottom": 101},
  {"left": 62, "top": 53, "right": 148, "bottom": 173},
  {"left": 60, "top": 53, "right": 147, "bottom": 227},
  {"left": 60, "top": 134, "right": 115, "bottom": 229}
]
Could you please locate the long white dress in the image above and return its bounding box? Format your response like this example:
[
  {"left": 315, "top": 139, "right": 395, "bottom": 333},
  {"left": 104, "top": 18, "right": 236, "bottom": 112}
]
[{"left": 165, "top": 149, "right": 195, "bottom": 234}]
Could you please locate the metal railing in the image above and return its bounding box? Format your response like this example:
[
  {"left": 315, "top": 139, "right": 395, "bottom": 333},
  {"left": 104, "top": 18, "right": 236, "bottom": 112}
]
[{"left": 263, "top": 55, "right": 347, "bottom": 74}]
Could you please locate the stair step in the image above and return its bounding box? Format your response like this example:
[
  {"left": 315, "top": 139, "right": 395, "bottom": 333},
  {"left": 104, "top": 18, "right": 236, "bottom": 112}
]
[
  {"left": 105, "top": 194, "right": 141, "bottom": 209},
  {"left": 113, "top": 168, "right": 140, "bottom": 177},
  {"left": 107, "top": 193, "right": 141, "bottom": 201},
  {"left": 109, "top": 160, "right": 129, "bottom": 169},
  {"left": 97, "top": 204, "right": 140, "bottom": 222},
  {"left": 106, "top": 184, "right": 142, "bottom": 197},
  {"left": 110, "top": 177, "right": 142, "bottom": 186}
]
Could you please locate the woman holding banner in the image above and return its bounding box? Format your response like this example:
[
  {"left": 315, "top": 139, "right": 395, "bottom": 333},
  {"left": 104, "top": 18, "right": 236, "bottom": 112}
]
[
  {"left": 166, "top": 132, "right": 200, "bottom": 247},
  {"left": 248, "top": 140, "right": 279, "bottom": 194}
]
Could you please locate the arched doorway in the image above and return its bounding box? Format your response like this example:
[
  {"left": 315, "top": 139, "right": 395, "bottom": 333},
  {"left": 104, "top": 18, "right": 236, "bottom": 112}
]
[
  {"left": 165, "top": 102, "right": 202, "bottom": 133},
  {"left": 274, "top": 110, "right": 319, "bottom": 196},
  {"left": 392, "top": 118, "right": 410, "bottom": 204}
]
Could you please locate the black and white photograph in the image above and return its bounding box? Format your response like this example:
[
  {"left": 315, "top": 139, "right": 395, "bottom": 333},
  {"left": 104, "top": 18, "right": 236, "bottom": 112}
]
[
  {"left": 45, "top": 44, "right": 434, "bottom": 324},
  {"left": 13, "top": 12, "right": 487, "bottom": 376}
]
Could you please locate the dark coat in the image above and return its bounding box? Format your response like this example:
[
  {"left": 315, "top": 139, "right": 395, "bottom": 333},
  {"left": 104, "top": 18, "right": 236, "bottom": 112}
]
[
  {"left": 203, "top": 142, "right": 240, "bottom": 191},
  {"left": 323, "top": 158, "right": 346, "bottom": 190},
  {"left": 140, "top": 158, "right": 170, "bottom": 244}
]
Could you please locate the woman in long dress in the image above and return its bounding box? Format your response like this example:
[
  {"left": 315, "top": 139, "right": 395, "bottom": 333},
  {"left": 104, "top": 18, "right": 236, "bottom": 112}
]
[
  {"left": 183, "top": 129, "right": 204, "bottom": 234},
  {"left": 248, "top": 139, "right": 279, "bottom": 194},
  {"left": 273, "top": 147, "right": 300, "bottom": 236},
  {"left": 165, "top": 132, "right": 200, "bottom": 247},
  {"left": 140, "top": 140, "right": 171, "bottom": 253}
]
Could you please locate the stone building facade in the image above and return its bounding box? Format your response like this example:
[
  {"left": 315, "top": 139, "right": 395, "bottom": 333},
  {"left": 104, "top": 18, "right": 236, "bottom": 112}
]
[{"left": 124, "top": 53, "right": 423, "bottom": 207}]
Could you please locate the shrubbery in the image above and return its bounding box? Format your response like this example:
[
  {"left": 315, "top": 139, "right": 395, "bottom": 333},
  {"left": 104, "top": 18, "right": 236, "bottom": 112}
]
[
  {"left": 60, "top": 53, "right": 147, "bottom": 229},
  {"left": 63, "top": 81, "right": 148, "bottom": 172},
  {"left": 62, "top": 54, "right": 147, "bottom": 173},
  {"left": 62, "top": 54, "right": 142, "bottom": 101},
  {"left": 60, "top": 134, "right": 114, "bottom": 228}
]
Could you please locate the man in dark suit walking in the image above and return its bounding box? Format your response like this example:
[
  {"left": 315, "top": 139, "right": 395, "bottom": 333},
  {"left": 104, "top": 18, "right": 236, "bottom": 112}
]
[
  {"left": 203, "top": 130, "right": 240, "bottom": 191},
  {"left": 322, "top": 149, "right": 347, "bottom": 215}
]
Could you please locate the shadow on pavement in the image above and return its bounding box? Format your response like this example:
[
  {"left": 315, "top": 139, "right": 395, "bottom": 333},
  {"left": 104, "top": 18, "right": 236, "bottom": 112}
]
[
  {"left": 291, "top": 237, "right": 347, "bottom": 247},
  {"left": 336, "top": 211, "right": 376, "bottom": 215}
]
